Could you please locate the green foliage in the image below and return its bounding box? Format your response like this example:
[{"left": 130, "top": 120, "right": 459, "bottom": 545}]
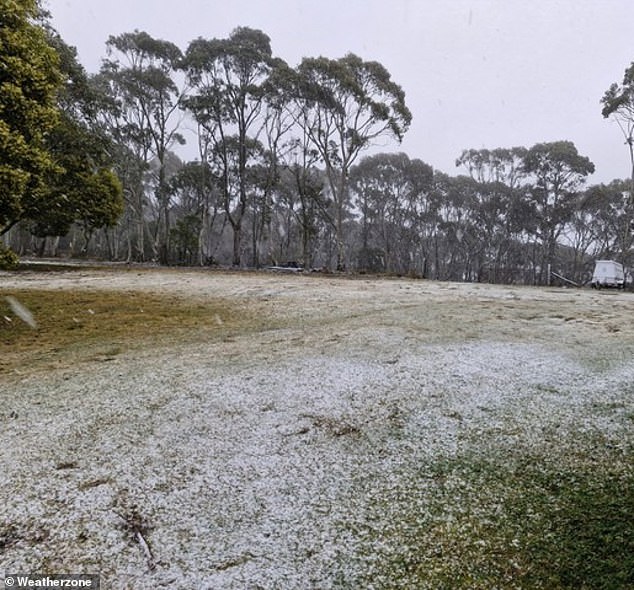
[
  {"left": 296, "top": 53, "right": 412, "bottom": 155},
  {"left": 2, "top": 7, "right": 623, "bottom": 273},
  {"left": 294, "top": 53, "right": 412, "bottom": 269},
  {"left": 601, "top": 63, "right": 634, "bottom": 265},
  {"left": 0, "top": 0, "right": 63, "bottom": 234},
  {"left": 81, "top": 168, "right": 124, "bottom": 229},
  {"left": 0, "top": 2, "right": 123, "bottom": 242},
  {"left": 520, "top": 141, "right": 595, "bottom": 240},
  {"left": 601, "top": 62, "right": 634, "bottom": 124},
  {"left": 107, "top": 30, "right": 183, "bottom": 66},
  {"left": 0, "top": 244, "right": 19, "bottom": 270},
  {"left": 103, "top": 30, "right": 184, "bottom": 122},
  {"left": 169, "top": 161, "right": 215, "bottom": 211},
  {"left": 523, "top": 140, "right": 595, "bottom": 183},
  {"left": 170, "top": 214, "right": 201, "bottom": 264},
  {"left": 183, "top": 27, "right": 283, "bottom": 266},
  {"left": 34, "top": 41, "right": 124, "bottom": 238},
  {"left": 101, "top": 30, "right": 185, "bottom": 263},
  {"left": 456, "top": 146, "right": 528, "bottom": 187},
  {"left": 350, "top": 152, "right": 433, "bottom": 273}
]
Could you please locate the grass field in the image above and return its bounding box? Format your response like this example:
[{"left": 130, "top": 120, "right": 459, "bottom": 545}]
[{"left": 1, "top": 267, "right": 633, "bottom": 588}]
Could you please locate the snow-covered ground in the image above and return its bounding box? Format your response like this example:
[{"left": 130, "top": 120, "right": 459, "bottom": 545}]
[{"left": 1, "top": 269, "right": 633, "bottom": 588}]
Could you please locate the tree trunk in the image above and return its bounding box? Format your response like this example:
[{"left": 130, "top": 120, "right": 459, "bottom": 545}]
[
  {"left": 232, "top": 221, "right": 242, "bottom": 267},
  {"left": 136, "top": 190, "right": 145, "bottom": 262},
  {"left": 335, "top": 176, "right": 347, "bottom": 271},
  {"left": 622, "top": 142, "right": 634, "bottom": 268}
]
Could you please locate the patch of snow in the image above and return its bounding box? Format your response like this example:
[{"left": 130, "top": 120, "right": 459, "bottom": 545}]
[{"left": 1, "top": 271, "right": 633, "bottom": 588}]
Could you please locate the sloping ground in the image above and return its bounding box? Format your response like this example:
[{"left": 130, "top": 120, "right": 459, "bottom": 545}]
[{"left": 1, "top": 269, "right": 633, "bottom": 588}]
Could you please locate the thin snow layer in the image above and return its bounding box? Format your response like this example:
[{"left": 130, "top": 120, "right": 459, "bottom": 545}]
[{"left": 1, "top": 341, "right": 633, "bottom": 588}]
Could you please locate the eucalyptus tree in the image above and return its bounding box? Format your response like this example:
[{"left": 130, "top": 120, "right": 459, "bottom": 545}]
[
  {"left": 208, "top": 133, "right": 270, "bottom": 264},
  {"left": 456, "top": 147, "right": 527, "bottom": 188},
  {"left": 273, "top": 164, "right": 326, "bottom": 266},
  {"left": 0, "top": 0, "right": 62, "bottom": 238},
  {"left": 350, "top": 152, "right": 432, "bottom": 273},
  {"left": 292, "top": 53, "right": 412, "bottom": 270},
  {"left": 406, "top": 162, "right": 442, "bottom": 278},
  {"left": 274, "top": 121, "right": 331, "bottom": 268},
  {"left": 432, "top": 174, "right": 481, "bottom": 280},
  {"left": 557, "top": 180, "right": 634, "bottom": 284},
  {"left": 561, "top": 190, "right": 605, "bottom": 283},
  {"left": 251, "top": 62, "right": 298, "bottom": 266},
  {"left": 579, "top": 180, "right": 632, "bottom": 259},
  {"left": 99, "top": 30, "right": 185, "bottom": 262},
  {"left": 1, "top": 2, "right": 123, "bottom": 260},
  {"left": 602, "top": 63, "right": 634, "bottom": 265},
  {"left": 88, "top": 64, "right": 145, "bottom": 260},
  {"left": 273, "top": 63, "right": 328, "bottom": 268},
  {"left": 465, "top": 179, "right": 532, "bottom": 283},
  {"left": 168, "top": 160, "right": 221, "bottom": 265},
  {"left": 522, "top": 141, "right": 595, "bottom": 284},
  {"left": 245, "top": 147, "right": 280, "bottom": 267},
  {"left": 182, "top": 27, "right": 286, "bottom": 266},
  {"left": 455, "top": 147, "right": 531, "bottom": 282}
]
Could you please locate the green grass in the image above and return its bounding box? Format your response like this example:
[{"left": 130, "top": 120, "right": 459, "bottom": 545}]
[
  {"left": 343, "top": 446, "right": 634, "bottom": 589},
  {"left": 0, "top": 288, "right": 270, "bottom": 375}
]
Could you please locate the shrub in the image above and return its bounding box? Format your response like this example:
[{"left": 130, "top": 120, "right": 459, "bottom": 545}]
[{"left": 0, "top": 245, "right": 19, "bottom": 270}]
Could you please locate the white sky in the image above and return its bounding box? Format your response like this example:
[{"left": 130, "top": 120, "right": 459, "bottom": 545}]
[{"left": 45, "top": 0, "right": 634, "bottom": 184}]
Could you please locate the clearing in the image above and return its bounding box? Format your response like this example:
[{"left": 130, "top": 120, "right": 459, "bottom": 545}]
[{"left": 1, "top": 267, "right": 633, "bottom": 589}]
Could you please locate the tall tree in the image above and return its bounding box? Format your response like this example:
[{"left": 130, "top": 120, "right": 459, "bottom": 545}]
[
  {"left": 579, "top": 181, "right": 632, "bottom": 259},
  {"left": 292, "top": 53, "right": 412, "bottom": 269},
  {"left": 601, "top": 63, "right": 634, "bottom": 266},
  {"left": 99, "top": 30, "right": 185, "bottom": 262},
  {"left": 274, "top": 163, "right": 326, "bottom": 267},
  {"left": 456, "top": 147, "right": 532, "bottom": 283},
  {"left": 251, "top": 62, "right": 297, "bottom": 267},
  {"left": 169, "top": 160, "right": 220, "bottom": 265},
  {"left": 522, "top": 141, "right": 595, "bottom": 284},
  {"left": 0, "top": 0, "right": 62, "bottom": 236},
  {"left": 274, "top": 60, "right": 328, "bottom": 268},
  {"left": 183, "top": 27, "right": 284, "bottom": 266},
  {"left": 350, "top": 152, "right": 432, "bottom": 273}
]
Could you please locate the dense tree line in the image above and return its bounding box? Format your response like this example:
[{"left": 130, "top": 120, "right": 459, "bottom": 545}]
[
  {"left": 0, "top": 0, "right": 123, "bottom": 264},
  {"left": 2, "top": 2, "right": 634, "bottom": 284}
]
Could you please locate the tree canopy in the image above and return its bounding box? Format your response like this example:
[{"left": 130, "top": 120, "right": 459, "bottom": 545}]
[
  {"left": 0, "top": 0, "right": 62, "bottom": 235},
  {"left": 292, "top": 53, "right": 412, "bottom": 269},
  {"left": 0, "top": 1, "right": 123, "bottom": 247},
  {"left": 2, "top": 8, "right": 633, "bottom": 285},
  {"left": 602, "top": 63, "right": 634, "bottom": 265}
]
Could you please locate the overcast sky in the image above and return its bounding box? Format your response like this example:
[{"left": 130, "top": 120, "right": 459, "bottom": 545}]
[{"left": 45, "top": 0, "right": 634, "bottom": 184}]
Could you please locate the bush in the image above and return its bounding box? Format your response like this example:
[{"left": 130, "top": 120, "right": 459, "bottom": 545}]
[{"left": 0, "top": 245, "right": 19, "bottom": 270}]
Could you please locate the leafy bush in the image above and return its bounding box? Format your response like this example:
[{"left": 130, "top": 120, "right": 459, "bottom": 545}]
[{"left": 0, "top": 245, "right": 19, "bottom": 270}]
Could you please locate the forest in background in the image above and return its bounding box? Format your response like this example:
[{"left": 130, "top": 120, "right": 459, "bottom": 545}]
[{"left": 2, "top": 0, "right": 634, "bottom": 285}]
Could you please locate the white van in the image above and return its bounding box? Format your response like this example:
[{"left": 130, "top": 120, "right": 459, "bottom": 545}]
[{"left": 591, "top": 260, "right": 625, "bottom": 289}]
